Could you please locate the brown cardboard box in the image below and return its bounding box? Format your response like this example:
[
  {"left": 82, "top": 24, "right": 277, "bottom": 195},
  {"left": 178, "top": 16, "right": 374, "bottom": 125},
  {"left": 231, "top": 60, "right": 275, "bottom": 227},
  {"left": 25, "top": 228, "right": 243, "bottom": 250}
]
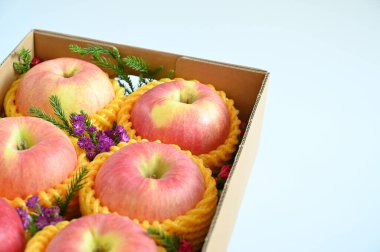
[{"left": 0, "top": 30, "right": 269, "bottom": 251}]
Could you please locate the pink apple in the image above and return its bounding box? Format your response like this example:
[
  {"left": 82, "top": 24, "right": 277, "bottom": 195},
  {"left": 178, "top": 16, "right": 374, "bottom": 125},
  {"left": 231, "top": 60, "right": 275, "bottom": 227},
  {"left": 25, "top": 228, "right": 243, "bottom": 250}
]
[
  {"left": 95, "top": 142, "right": 205, "bottom": 222},
  {"left": 45, "top": 214, "right": 158, "bottom": 252},
  {"left": 130, "top": 80, "right": 230, "bottom": 155},
  {"left": 0, "top": 198, "right": 25, "bottom": 252},
  {"left": 0, "top": 117, "right": 77, "bottom": 199},
  {"left": 16, "top": 57, "right": 115, "bottom": 117}
]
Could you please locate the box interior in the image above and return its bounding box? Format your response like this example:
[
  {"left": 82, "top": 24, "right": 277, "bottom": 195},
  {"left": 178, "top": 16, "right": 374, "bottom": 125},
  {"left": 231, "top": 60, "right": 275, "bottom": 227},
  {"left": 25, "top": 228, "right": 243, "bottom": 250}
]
[{"left": 0, "top": 30, "right": 269, "bottom": 252}]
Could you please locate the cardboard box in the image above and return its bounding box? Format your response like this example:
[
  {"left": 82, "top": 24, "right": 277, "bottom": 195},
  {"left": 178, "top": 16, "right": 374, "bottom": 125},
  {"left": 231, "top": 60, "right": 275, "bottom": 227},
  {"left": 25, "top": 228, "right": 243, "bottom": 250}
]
[{"left": 0, "top": 30, "right": 269, "bottom": 251}]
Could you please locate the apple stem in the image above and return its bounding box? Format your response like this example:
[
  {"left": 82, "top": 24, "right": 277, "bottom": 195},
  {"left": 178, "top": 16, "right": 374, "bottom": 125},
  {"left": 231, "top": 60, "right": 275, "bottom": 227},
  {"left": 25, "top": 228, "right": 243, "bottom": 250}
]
[
  {"left": 149, "top": 174, "right": 158, "bottom": 179},
  {"left": 17, "top": 139, "right": 28, "bottom": 150}
]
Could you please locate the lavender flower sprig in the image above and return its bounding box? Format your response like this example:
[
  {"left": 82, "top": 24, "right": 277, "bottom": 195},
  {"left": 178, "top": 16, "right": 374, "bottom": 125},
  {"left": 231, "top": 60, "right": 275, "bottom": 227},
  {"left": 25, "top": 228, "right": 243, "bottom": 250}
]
[{"left": 16, "top": 196, "right": 64, "bottom": 237}]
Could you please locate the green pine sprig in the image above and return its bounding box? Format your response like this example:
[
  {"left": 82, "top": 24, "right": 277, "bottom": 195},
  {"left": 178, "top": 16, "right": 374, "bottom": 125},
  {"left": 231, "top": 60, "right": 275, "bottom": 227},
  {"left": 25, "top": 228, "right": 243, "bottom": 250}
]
[
  {"left": 69, "top": 44, "right": 174, "bottom": 94},
  {"left": 165, "top": 69, "right": 175, "bottom": 79},
  {"left": 69, "top": 44, "right": 134, "bottom": 93},
  {"left": 27, "top": 220, "right": 39, "bottom": 237},
  {"left": 29, "top": 95, "right": 74, "bottom": 136},
  {"left": 147, "top": 228, "right": 181, "bottom": 252},
  {"left": 50, "top": 95, "right": 71, "bottom": 130},
  {"left": 55, "top": 166, "right": 89, "bottom": 216},
  {"left": 13, "top": 48, "right": 32, "bottom": 74},
  {"left": 123, "top": 56, "right": 149, "bottom": 73}
]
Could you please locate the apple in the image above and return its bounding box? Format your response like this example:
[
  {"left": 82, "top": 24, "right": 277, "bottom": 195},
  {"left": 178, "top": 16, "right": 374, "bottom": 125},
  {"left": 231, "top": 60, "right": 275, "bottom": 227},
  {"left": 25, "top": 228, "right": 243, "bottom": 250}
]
[
  {"left": 45, "top": 214, "right": 158, "bottom": 252},
  {"left": 94, "top": 142, "right": 205, "bottom": 222},
  {"left": 130, "top": 79, "right": 230, "bottom": 155},
  {"left": 0, "top": 198, "right": 25, "bottom": 252},
  {"left": 15, "top": 57, "right": 115, "bottom": 117},
  {"left": 0, "top": 117, "right": 77, "bottom": 199}
]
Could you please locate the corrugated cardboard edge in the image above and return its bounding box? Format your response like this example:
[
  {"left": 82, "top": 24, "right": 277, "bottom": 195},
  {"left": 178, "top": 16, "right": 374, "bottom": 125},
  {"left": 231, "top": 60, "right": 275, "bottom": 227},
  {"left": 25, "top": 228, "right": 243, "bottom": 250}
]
[
  {"left": 0, "top": 30, "right": 34, "bottom": 66},
  {"left": 0, "top": 30, "right": 34, "bottom": 109},
  {"left": 202, "top": 73, "right": 269, "bottom": 252}
]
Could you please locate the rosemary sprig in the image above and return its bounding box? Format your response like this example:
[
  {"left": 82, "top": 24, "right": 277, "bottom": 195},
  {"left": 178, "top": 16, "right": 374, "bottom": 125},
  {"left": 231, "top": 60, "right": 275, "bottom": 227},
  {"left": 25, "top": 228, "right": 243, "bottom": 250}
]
[
  {"left": 147, "top": 228, "right": 181, "bottom": 252},
  {"left": 13, "top": 48, "right": 32, "bottom": 74},
  {"left": 55, "top": 166, "right": 89, "bottom": 216},
  {"left": 29, "top": 95, "right": 74, "bottom": 136},
  {"left": 69, "top": 44, "right": 174, "bottom": 94}
]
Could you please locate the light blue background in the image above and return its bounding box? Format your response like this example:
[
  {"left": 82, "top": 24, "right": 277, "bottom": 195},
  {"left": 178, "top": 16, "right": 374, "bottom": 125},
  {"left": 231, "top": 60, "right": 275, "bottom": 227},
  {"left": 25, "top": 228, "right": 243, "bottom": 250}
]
[{"left": 1, "top": 1, "right": 379, "bottom": 251}]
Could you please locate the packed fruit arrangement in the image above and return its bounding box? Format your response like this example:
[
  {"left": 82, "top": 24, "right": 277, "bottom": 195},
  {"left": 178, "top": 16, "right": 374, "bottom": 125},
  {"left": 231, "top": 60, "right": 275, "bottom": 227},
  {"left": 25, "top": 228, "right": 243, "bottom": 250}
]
[{"left": 0, "top": 45, "right": 244, "bottom": 252}]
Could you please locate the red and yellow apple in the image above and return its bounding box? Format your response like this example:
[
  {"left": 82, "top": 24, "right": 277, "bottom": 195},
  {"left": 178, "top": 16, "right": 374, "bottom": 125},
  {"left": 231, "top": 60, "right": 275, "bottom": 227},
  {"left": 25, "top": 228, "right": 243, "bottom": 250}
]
[
  {"left": 95, "top": 142, "right": 205, "bottom": 221},
  {"left": 130, "top": 80, "right": 230, "bottom": 155},
  {"left": 45, "top": 214, "right": 158, "bottom": 252},
  {"left": 0, "top": 198, "right": 25, "bottom": 252},
  {"left": 0, "top": 117, "right": 77, "bottom": 199},
  {"left": 15, "top": 57, "right": 115, "bottom": 117}
]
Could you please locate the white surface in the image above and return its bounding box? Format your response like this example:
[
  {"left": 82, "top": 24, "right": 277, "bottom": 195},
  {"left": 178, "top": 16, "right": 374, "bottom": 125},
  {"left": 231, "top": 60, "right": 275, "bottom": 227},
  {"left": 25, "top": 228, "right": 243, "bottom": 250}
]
[{"left": 1, "top": 1, "right": 379, "bottom": 251}]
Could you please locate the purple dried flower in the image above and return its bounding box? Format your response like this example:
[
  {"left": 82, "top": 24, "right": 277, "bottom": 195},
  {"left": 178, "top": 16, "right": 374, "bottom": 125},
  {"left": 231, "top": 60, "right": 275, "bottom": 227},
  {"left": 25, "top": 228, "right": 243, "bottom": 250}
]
[
  {"left": 78, "top": 137, "right": 94, "bottom": 150},
  {"left": 78, "top": 137, "right": 97, "bottom": 160},
  {"left": 87, "top": 125, "right": 97, "bottom": 133},
  {"left": 86, "top": 149, "right": 98, "bottom": 160},
  {"left": 117, "top": 129, "right": 129, "bottom": 143},
  {"left": 49, "top": 215, "right": 64, "bottom": 225},
  {"left": 106, "top": 125, "right": 129, "bottom": 144},
  {"left": 73, "top": 121, "right": 85, "bottom": 136},
  {"left": 114, "top": 125, "right": 125, "bottom": 134},
  {"left": 42, "top": 206, "right": 60, "bottom": 217},
  {"left": 71, "top": 114, "right": 85, "bottom": 123},
  {"left": 71, "top": 114, "right": 86, "bottom": 136},
  {"left": 97, "top": 132, "right": 114, "bottom": 153},
  {"left": 35, "top": 215, "right": 49, "bottom": 229},
  {"left": 26, "top": 195, "right": 39, "bottom": 209},
  {"left": 16, "top": 208, "right": 30, "bottom": 229},
  {"left": 104, "top": 129, "right": 115, "bottom": 139}
]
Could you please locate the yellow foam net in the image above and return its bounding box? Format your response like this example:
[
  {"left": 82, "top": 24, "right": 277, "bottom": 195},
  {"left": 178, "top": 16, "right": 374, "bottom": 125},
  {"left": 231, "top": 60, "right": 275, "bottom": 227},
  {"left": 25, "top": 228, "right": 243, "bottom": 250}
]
[
  {"left": 117, "top": 78, "right": 241, "bottom": 171},
  {"left": 4, "top": 152, "right": 89, "bottom": 219},
  {"left": 25, "top": 221, "right": 69, "bottom": 252},
  {"left": 3, "top": 76, "right": 125, "bottom": 131},
  {"left": 25, "top": 219, "right": 166, "bottom": 252},
  {"left": 79, "top": 140, "right": 218, "bottom": 251}
]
